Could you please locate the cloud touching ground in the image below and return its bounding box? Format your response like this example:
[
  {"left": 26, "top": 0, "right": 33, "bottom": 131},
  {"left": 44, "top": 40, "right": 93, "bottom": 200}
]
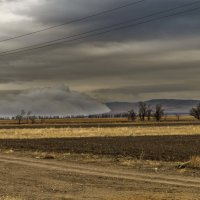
[{"left": 0, "top": 86, "right": 110, "bottom": 116}]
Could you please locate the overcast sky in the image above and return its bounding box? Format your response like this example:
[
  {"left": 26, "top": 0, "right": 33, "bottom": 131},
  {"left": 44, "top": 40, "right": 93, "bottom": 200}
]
[{"left": 0, "top": 0, "right": 200, "bottom": 103}]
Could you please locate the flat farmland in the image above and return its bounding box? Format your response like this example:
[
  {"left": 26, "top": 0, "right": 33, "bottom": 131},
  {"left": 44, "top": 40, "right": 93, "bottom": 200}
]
[
  {"left": 0, "top": 125, "right": 200, "bottom": 162},
  {"left": 1, "top": 135, "right": 200, "bottom": 162},
  {"left": 0, "top": 125, "right": 200, "bottom": 139},
  {"left": 0, "top": 122, "right": 200, "bottom": 199}
]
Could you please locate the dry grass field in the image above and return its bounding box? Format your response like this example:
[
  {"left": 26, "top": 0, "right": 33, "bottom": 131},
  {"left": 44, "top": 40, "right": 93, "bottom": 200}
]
[
  {"left": 0, "top": 124, "right": 199, "bottom": 162},
  {"left": 0, "top": 125, "right": 199, "bottom": 139},
  {"left": 0, "top": 122, "right": 199, "bottom": 199}
]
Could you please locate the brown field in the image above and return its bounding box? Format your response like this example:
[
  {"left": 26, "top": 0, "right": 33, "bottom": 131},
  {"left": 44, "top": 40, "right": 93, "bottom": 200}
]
[
  {"left": 0, "top": 125, "right": 200, "bottom": 162},
  {"left": 0, "top": 117, "right": 127, "bottom": 125},
  {"left": 0, "top": 120, "right": 200, "bottom": 200},
  {"left": 1, "top": 134, "right": 200, "bottom": 162}
]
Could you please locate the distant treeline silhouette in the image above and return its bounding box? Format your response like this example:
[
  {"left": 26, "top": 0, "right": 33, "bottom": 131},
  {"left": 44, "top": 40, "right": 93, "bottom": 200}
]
[{"left": 0, "top": 102, "right": 199, "bottom": 124}]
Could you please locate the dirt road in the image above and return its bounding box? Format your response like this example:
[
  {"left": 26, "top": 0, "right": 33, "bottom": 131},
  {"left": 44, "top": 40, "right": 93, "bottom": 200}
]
[{"left": 0, "top": 154, "right": 200, "bottom": 199}]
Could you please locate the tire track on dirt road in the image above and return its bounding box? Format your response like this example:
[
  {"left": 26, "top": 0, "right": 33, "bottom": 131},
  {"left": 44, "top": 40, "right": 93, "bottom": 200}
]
[{"left": 0, "top": 155, "right": 200, "bottom": 189}]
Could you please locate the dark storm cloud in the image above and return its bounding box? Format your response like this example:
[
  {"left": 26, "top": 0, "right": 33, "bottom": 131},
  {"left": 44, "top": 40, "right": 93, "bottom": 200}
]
[
  {"left": 16, "top": 0, "right": 200, "bottom": 41},
  {"left": 0, "top": 0, "right": 200, "bottom": 102},
  {"left": 2, "top": 0, "right": 200, "bottom": 44}
]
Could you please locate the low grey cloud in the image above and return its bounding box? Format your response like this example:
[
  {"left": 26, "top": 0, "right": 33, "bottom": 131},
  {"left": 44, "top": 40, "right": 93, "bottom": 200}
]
[
  {"left": 89, "top": 82, "right": 200, "bottom": 102},
  {"left": 0, "top": 86, "right": 110, "bottom": 117}
]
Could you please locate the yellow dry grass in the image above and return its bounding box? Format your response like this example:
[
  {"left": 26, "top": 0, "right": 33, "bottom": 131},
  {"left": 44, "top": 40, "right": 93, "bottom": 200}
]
[
  {"left": 189, "top": 156, "right": 200, "bottom": 168},
  {"left": 0, "top": 197, "right": 22, "bottom": 200},
  {"left": 0, "top": 125, "right": 200, "bottom": 139}
]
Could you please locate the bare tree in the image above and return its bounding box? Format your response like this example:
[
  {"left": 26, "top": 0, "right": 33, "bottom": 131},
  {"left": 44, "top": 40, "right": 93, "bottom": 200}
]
[
  {"left": 175, "top": 113, "right": 180, "bottom": 121},
  {"left": 146, "top": 104, "right": 153, "bottom": 121},
  {"left": 153, "top": 105, "right": 164, "bottom": 122},
  {"left": 16, "top": 110, "right": 26, "bottom": 124},
  {"left": 190, "top": 103, "right": 200, "bottom": 120},
  {"left": 26, "top": 111, "right": 32, "bottom": 124},
  {"left": 128, "top": 109, "right": 137, "bottom": 121},
  {"left": 138, "top": 102, "right": 147, "bottom": 121},
  {"left": 40, "top": 118, "right": 45, "bottom": 124},
  {"left": 29, "top": 115, "right": 37, "bottom": 124}
]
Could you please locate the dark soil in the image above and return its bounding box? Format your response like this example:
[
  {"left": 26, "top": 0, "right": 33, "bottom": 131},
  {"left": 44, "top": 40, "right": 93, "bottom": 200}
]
[
  {"left": 0, "top": 135, "right": 200, "bottom": 162},
  {"left": 0, "top": 121, "right": 200, "bottom": 129}
]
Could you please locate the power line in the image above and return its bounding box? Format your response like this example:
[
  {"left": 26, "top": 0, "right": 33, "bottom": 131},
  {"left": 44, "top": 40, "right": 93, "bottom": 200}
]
[
  {"left": 2, "top": 7, "right": 200, "bottom": 57},
  {"left": 0, "top": 0, "right": 147, "bottom": 43},
  {"left": 0, "top": 1, "right": 199, "bottom": 56}
]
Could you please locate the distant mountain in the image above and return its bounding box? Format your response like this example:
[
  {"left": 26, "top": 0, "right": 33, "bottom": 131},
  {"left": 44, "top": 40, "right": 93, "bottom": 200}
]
[{"left": 105, "top": 99, "right": 200, "bottom": 114}]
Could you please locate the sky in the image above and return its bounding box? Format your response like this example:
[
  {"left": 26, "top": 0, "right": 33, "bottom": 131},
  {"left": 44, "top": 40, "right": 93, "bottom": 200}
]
[{"left": 0, "top": 0, "right": 200, "bottom": 111}]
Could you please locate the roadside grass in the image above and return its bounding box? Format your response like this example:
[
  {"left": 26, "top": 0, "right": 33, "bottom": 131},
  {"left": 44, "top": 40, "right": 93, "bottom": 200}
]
[
  {"left": 189, "top": 156, "right": 200, "bottom": 169},
  {"left": 0, "top": 197, "right": 22, "bottom": 200},
  {"left": 3, "top": 150, "right": 180, "bottom": 173},
  {"left": 10, "top": 150, "right": 199, "bottom": 173},
  {"left": 177, "top": 156, "right": 200, "bottom": 169},
  {"left": 0, "top": 125, "right": 200, "bottom": 139}
]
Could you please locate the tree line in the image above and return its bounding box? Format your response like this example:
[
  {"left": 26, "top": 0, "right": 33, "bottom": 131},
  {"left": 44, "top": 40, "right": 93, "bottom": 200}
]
[
  {"left": 128, "top": 102, "right": 200, "bottom": 122},
  {"left": 1, "top": 102, "right": 200, "bottom": 124},
  {"left": 128, "top": 102, "right": 164, "bottom": 122}
]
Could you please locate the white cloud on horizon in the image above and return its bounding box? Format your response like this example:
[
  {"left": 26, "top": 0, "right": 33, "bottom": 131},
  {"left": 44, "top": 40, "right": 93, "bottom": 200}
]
[{"left": 0, "top": 86, "right": 110, "bottom": 116}]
